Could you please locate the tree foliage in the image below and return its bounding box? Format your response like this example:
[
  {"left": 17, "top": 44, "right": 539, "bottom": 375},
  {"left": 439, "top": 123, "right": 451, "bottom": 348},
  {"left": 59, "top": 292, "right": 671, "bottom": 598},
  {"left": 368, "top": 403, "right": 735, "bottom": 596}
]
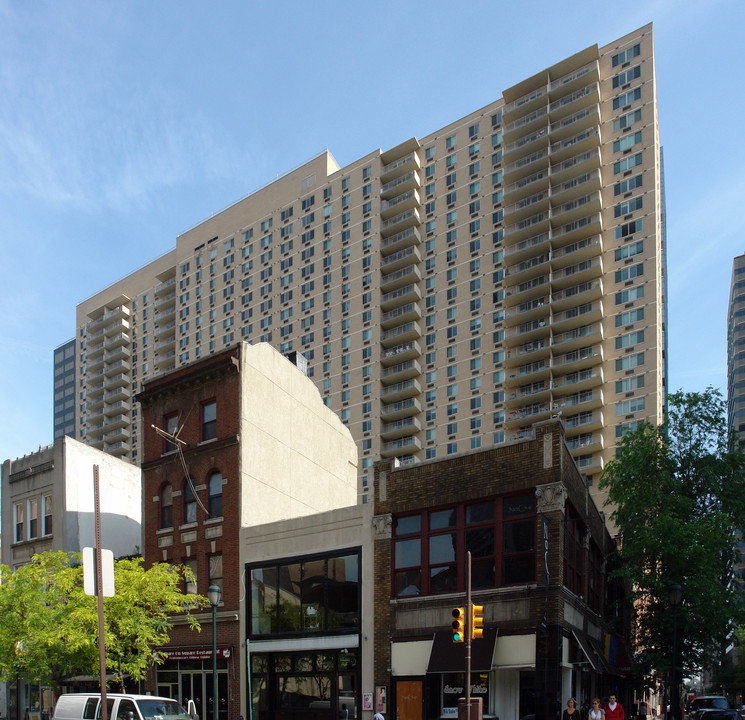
[
  {"left": 600, "top": 389, "right": 745, "bottom": 682},
  {"left": 0, "top": 551, "right": 206, "bottom": 689}
]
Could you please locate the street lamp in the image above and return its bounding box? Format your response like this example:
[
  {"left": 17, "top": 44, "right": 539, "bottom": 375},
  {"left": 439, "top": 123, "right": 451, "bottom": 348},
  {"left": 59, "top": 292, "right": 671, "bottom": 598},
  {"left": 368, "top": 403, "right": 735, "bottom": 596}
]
[
  {"left": 668, "top": 584, "right": 683, "bottom": 720},
  {"left": 208, "top": 584, "right": 222, "bottom": 720}
]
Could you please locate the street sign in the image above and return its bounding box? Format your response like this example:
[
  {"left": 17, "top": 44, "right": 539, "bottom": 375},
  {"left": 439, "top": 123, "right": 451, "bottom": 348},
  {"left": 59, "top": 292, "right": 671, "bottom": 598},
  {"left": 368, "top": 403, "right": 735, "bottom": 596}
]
[{"left": 83, "top": 546, "right": 115, "bottom": 597}]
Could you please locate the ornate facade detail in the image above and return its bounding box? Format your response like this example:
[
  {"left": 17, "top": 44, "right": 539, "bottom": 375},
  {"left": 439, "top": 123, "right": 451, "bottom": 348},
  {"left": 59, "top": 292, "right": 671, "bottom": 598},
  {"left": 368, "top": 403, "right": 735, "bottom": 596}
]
[
  {"left": 373, "top": 513, "right": 392, "bottom": 539},
  {"left": 535, "top": 482, "right": 567, "bottom": 514}
]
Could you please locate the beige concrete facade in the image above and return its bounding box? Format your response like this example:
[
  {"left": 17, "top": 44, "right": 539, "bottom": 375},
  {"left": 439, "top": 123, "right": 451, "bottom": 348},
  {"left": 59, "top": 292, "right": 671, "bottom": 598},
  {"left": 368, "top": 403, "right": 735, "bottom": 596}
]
[{"left": 71, "top": 24, "right": 665, "bottom": 510}]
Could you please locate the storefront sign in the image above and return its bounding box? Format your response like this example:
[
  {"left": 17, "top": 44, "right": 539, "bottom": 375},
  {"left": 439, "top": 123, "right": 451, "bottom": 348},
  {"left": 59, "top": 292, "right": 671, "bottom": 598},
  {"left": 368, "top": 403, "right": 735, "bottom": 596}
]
[{"left": 163, "top": 646, "right": 232, "bottom": 661}]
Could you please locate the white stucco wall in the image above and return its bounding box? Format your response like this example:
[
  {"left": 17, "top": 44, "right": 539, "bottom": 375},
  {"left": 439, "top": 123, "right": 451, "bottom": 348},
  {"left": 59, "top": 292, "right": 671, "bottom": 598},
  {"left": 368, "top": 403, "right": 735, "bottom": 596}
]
[
  {"left": 239, "top": 342, "right": 358, "bottom": 526},
  {"left": 63, "top": 437, "right": 142, "bottom": 557}
]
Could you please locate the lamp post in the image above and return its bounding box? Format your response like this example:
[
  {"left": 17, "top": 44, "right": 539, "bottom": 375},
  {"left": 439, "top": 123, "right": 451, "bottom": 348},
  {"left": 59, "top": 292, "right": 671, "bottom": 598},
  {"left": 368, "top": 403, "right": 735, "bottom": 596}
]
[
  {"left": 208, "top": 584, "right": 222, "bottom": 720},
  {"left": 668, "top": 584, "right": 683, "bottom": 720}
]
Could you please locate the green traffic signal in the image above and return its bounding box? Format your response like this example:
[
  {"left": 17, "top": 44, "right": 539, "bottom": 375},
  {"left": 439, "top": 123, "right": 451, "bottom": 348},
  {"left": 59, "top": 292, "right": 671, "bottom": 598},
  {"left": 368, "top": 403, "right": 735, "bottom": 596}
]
[{"left": 452, "top": 607, "right": 465, "bottom": 643}]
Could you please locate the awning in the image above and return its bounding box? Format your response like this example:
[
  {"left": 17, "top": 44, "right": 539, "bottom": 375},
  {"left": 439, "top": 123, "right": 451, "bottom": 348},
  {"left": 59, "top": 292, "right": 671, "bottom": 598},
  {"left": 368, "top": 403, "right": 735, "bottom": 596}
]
[
  {"left": 587, "top": 636, "right": 623, "bottom": 676},
  {"left": 426, "top": 627, "right": 498, "bottom": 673},
  {"left": 572, "top": 629, "right": 599, "bottom": 671}
]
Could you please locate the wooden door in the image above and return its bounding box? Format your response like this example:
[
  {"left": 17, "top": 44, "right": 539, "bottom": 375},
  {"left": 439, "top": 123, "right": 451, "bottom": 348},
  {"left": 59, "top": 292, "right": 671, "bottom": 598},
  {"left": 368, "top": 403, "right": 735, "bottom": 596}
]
[{"left": 395, "top": 680, "right": 423, "bottom": 720}]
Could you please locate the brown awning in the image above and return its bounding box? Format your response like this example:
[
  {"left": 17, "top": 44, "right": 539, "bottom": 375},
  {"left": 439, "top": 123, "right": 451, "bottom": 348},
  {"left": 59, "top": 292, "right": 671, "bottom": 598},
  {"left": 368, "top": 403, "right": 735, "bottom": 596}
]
[
  {"left": 572, "top": 629, "right": 600, "bottom": 671},
  {"left": 426, "top": 627, "right": 499, "bottom": 673}
]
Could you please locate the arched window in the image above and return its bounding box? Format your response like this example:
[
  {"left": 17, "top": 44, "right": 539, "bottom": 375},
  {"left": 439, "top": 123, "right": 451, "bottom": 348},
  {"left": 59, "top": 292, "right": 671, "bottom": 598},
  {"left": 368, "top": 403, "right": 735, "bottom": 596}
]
[
  {"left": 183, "top": 480, "right": 197, "bottom": 524},
  {"left": 208, "top": 472, "right": 223, "bottom": 519},
  {"left": 160, "top": 484, "right": 173, "bottom": 529}
]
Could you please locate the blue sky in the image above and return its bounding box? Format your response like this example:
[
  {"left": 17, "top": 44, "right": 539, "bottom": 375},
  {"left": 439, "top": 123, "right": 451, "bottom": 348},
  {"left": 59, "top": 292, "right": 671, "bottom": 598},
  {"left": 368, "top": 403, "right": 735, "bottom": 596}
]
[{"left": 1, "top": 0, "right": 743, "bottom": 464}]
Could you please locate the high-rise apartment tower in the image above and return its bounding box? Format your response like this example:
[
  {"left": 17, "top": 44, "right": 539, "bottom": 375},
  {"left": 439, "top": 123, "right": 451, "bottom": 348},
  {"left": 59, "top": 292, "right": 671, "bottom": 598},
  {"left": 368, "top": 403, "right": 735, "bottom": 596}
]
[
  {"left": 728, "top": 253, "right": 745, "bottom": 445},
  {"left": 69, "top": 24, "right": 666, "bottom": 507}
]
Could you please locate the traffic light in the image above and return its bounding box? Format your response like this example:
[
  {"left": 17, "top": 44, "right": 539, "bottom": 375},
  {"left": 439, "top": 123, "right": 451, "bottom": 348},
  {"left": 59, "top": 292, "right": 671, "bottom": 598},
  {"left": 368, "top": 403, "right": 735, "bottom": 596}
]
[
  {"left": 471, "top": 604, "right": 484, "bottom": 640},
  {"left": 451, "top": 607, "right": 465, "bottom": 643}
]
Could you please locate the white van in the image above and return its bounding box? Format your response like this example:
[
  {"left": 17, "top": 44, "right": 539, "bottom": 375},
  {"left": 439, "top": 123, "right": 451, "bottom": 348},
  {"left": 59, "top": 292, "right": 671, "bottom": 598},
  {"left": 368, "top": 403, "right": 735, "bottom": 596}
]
[{"left": 52, "top": 694, "right": 195, "bottom": 720}]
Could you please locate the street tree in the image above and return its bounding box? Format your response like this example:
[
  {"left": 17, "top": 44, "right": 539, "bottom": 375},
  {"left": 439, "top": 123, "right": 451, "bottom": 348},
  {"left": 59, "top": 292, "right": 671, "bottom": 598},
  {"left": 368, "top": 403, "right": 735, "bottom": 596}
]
[
  {"left": 599, "top": 388, "right": 745, "bottom": 683},
  {"left": 0, "top": 551, "right": 205, "bottom": 689}
]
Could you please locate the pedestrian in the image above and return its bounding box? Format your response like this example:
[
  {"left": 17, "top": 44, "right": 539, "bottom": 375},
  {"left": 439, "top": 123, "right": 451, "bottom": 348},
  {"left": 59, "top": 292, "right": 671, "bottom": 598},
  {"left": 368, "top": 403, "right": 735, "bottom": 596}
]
[
  {"left": 639, "top": 702, "right": 647, "bottom": 720},
  {"left": 590, "top": 699, "right": 605, "bottom": 720},
  {"left": 605, "top": 696, "right": 625, "bottom": 720},
  {"left": 564, "top": 699, "right": 580, "bottom": 720},
  {"left": 373, "top": 712, "right": 384, "bottom": 720},
  {"left": 340, "top": 704, "right": 349, "bottom": 720}
]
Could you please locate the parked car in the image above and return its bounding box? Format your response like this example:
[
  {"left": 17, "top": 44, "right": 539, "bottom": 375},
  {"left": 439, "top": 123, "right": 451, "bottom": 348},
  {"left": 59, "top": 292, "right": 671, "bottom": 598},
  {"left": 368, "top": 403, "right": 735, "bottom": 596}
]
[
  {"left": 52, "top": 694, "right": 195, "bottom": 720},
  {"left": 689, "top": 697, "right": 731, "bottom": 720}
]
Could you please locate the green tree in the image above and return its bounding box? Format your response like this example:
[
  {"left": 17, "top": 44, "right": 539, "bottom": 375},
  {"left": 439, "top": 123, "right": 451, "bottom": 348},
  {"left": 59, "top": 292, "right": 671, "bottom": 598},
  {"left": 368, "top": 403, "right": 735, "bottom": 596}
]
[
  {"left": 0, "top": 551, "right": 205, "bottom": 690},
  {"left": 600, "top": 388, "right": 745, "bottom": 683}
]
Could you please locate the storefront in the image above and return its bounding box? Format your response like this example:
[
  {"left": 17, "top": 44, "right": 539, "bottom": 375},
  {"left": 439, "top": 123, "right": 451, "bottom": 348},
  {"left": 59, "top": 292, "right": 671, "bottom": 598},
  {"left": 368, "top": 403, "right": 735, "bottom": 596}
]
[
  {"left": 247, "top": 548, "right": 362, "bottom": 720},
  {"left": 155, "top": 646, "right": 233, "bottom": 720}
]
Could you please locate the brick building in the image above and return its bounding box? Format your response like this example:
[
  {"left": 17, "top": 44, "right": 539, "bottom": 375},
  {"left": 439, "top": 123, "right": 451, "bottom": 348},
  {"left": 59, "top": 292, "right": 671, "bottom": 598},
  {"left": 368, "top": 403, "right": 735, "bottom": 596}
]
[
  {"left": 371, "top": 419, "right": 630, "bottom": 720},
  {"left": 136, "top": 341, "right": 358, "bottom": 720}
]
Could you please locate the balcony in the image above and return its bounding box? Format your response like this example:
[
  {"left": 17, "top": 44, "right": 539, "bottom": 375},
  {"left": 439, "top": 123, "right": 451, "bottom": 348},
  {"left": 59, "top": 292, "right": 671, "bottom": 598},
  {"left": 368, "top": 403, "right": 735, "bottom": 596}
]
[
  {"left": 504, "top": 274, "right": 549, "bottom": 307},
  {"left": 103, "top": 344, "right": 130, "bottom": 363},
  {"left": 573, "top": 452, "right": 604, "bottom": 474},
  {"left": 380, "top": 264, "right": 421, "bottom": 294},
  {"left": 549, "top": 60, "right": 599, "bottom": 97},
  {"left": 504, "top": 211, "right": 551, "bottom": 246},
  {"left": 549, "top": 125, "right": 600, "bottom": 164},
  {"left": 381, "top": 340, "right": 421, "bottom": 366},
  {"left": 505, "top": 359, "right": 550, "bottom": 387},
  {"left": 503, "top": 148, "right": 549, "bottom": 182},
  {"left": 552, "top": 345, "right": 603, "bottom": 374},
  {"left": 380, "top": 153, "right": 421, "bottom": 184},
  {"left": 155, "top": 321, "right": 176, "bottom": 340},
  {"left": 104, "top": 317, "right": 130, "bottom": 337},
  {"left": 381, "top": 244, "right": 421, "bottom": 273},
  {"left": 565, "top": 431, "right": 604, "bottom": 454},
  {"left": 155, "top": 277, "right": 176, "bottom": 295},
  {"left": 504, "top": 252, "right": 550, "bottom": 287},
  {"left": 503, "top": 190, "right": 550, "bottom": 224},
  {"left": 549, "top": 147, "right": 601, "bottom": 185},
  {"left": 105, "top": 331, "right": 129, "bottom": 350},
  {"left": 381, "top": 378, "right": 422, "bottom": 403},
  {"left": 155, "top": 350, "right": 176, "bottom": 370},
  {"left": 552, "top": 366, "right": 604, "bottom": 393},
  {"left": 380, "top": 321, "right": 422, "bottom": 349},
  {"left": 381, "top": 226, "right": 421, "bottom": 255},
  {"left": 555, "top": 388, "right": 603, "bottom": 414},
  {"left": 380, "top": 208, "right": 421, "bottom": 238},
  {"left": 505, "top": 296, "right": 549, "bottom": 325},
  {"left": 86, "top": 355, "right": 105, "bottom": 373},
  {"left": 550, "top": 301, "right": 602, "bottom": 333},
  {"left": 154, "top": 292, "right": 176, "bottom": 311},
  {"left": 381, "top": 434, "right": 422, "bottom": 458},
  {"left": 549, "top": 234, "right": 602, "bottom": 268},
  {"left": 550, "top": 193, "right": 602, "bottom": 229},
  {"left": 104, "top": 359, "right": 130, "bottom": 377},
  {"left": 381, "top": 189, "right": 420, "bottom": 219},
  {"left": 380, "top": 396, "right": 421, "bottom": 420},
  {"left": 549, "top": 103, "right": 600, "bottom": 142},
  {"left": 564, "top": 409, "right": 603, "bottom": 433},
  {"left": 503, "top": 104, "right": 549, "bottom": 138},
  {"left": 505, "top": 338, "right": 550, "bottom": 367},
  {"left": 506, "top": 402, "right": 551, "bottom": 428},
  {"left": 104, "top": 440, "right": 131, "bottom": 457},
  {"left": 504, "top": 232, "right": 550, "bottom": 264},
  {"left": 104, "top": 385, "right": 130, "bottom": 403},
  {"left": 381, "top": 358, "right": 421, "bottom": 385},
  {"left": 103, "top": 372, "right": 128, "bottom": 390},
  {"left": 505, "top": 317, "right": 550, "bottom": 347},
  {"left": 504, "top": 168, "right": 550, "bottom": 203},
  {"left": 550, "top": 256, "right": 603, "bottom": 290},
  {"left": 381, "top": 415, "right": 422, "bottom": 441},
  {"left": 380, "top": 283, "right": 421, "bottom": 311},
  {"left": 380, "top": 170, "right": 421, "bottom": 200},
  {"left": 503, "top": 85, "right": 548, "bottom": 121},
  {"left": 550, "top": 278, "right": 602, "bottom": 311},
  {"left": 547, "top": 83, "right": 599, "bottom": 121},
  {"left": 503, "top": 124, "right": 549, "bottom": 159},
  {"left": 505, "top": 380, "right": 550, "bottom": 408},
  {"left": 551, "top": 323, "right": 602, "bottom": 353},
  {"left": 156, "top": 335, "right": 176, "bottom": 352},
  {"left": 550, "top": 213, "right": 602, "bottom": 249},
  {"left": 381, "top": 303, "right": 422, "bottom": 330},
  {"left": 87, "top": 340, "right": 105, "bottom": 359}
]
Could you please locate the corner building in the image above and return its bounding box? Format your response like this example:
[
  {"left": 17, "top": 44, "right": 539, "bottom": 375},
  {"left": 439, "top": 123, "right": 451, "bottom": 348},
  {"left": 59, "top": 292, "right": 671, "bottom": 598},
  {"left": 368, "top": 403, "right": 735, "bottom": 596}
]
[{"left": 72, "top": 24, "right": 665, "bottom": 511}]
